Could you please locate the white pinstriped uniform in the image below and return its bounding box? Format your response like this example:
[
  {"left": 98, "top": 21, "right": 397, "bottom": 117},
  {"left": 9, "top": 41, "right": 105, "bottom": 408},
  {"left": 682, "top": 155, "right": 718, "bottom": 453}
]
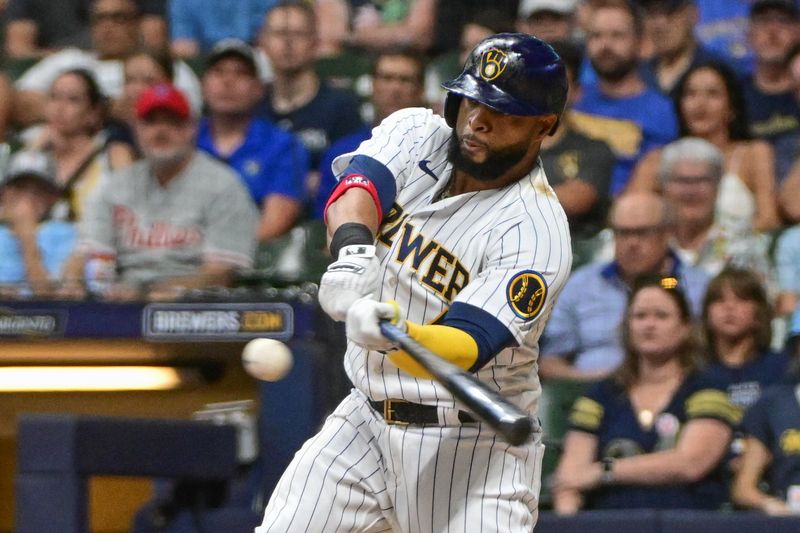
[{"left": 258, "top": 108, "right": 572, "bottom": 532}]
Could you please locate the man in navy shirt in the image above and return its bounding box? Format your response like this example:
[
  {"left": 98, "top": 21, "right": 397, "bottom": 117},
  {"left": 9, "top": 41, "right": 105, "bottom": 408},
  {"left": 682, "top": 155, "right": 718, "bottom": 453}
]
[
  {"left": 742, "top": 0, "right": 800, "bottom": 182},
  {"left": 197, "top": 39, "right": 309, "bottom": 243},
  {"left": 638, "top": 0, "right": 731, "bottom": 99},
  {"left": 257, "top": 2, "right": 365, "bottom": 171}
]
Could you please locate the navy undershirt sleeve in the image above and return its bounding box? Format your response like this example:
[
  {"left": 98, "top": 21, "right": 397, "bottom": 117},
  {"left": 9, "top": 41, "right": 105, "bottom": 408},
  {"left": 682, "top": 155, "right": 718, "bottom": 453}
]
[{"left": 440, "top": 302, "right": 517, "bottom": 372}]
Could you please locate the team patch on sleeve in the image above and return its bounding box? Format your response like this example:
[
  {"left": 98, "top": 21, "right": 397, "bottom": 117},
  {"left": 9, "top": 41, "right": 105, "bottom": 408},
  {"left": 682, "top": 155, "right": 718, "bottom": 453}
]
[{"left": 506, "top": 270, "right": 548, "bottom": 320}]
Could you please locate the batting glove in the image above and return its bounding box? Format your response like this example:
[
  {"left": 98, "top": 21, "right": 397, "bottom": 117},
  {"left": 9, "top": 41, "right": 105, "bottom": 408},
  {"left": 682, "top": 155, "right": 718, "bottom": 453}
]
[
  {"left": 318, "top": 245, "right": 379, "bottom": 321},
  {"left": 346, "top": 298, "right": 405, "bottom": 352}
]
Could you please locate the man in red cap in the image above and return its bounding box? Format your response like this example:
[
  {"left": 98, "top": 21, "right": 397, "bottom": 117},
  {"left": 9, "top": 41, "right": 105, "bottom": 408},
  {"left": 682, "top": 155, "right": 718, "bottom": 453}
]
[{"left": 63, "top": 83, "right": 258, "bottom": 299}]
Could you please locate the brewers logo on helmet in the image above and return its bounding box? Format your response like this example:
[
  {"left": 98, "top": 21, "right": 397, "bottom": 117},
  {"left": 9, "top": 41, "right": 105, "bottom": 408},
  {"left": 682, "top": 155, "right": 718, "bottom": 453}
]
[
  {"left": 480, "top": 49, "right": 508, "bottom": 81},
  {"left": 441, "top": 32, "right": 568, "bottom": 130}
]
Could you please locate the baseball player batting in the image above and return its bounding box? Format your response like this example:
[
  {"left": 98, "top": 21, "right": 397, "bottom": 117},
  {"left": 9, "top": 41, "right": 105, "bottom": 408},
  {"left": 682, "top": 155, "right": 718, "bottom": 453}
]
[{"left": 257, "top": 33, "right": 572, "bottom": 532}]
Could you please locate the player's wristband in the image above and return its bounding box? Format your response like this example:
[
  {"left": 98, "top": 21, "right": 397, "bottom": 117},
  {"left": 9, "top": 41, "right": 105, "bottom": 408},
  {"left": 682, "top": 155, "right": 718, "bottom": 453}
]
[
  {"left": 324, "top": 173, "right": 383, "bottom": 223},
  {"left": 329, "top": 222, "right": 374, "bottom": 259}
]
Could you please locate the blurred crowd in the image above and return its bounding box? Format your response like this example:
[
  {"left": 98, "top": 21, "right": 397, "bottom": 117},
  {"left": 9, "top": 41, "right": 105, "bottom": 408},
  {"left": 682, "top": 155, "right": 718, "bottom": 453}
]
[{"left": 0, "top": 0, "right": 800, "bottom": 518}]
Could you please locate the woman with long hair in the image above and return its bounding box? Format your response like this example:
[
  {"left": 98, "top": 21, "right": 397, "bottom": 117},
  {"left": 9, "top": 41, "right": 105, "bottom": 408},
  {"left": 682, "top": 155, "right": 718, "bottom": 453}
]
[
  {"left": 553, "top": 275, "right": 738, "bottom": 513},
  {"left": 27, "top": 68, "right": 135, "bottom": 220},
  {"left": 628, "top": 61, "right": 781, "bottom": 233},
  {"left": 701, "top": 267, "right": 790, "bottom": 410}
]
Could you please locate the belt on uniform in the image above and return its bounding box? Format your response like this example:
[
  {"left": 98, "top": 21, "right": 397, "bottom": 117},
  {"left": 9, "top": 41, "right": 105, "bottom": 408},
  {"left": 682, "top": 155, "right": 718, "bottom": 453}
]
[{"left": 369, "top": 399, "right": 477, "bottom": 425}]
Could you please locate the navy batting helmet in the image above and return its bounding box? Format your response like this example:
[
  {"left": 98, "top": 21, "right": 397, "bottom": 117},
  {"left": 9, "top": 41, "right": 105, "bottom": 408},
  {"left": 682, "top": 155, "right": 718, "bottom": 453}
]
[{"left": 442, "top": 33, "right": 567, "bottom": 131}]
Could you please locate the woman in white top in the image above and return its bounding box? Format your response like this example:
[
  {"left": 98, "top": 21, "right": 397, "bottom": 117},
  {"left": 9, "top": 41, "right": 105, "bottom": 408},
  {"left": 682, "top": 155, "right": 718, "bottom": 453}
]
[{"left": 628, "top": 61, "right": 781, "bottom": 234}]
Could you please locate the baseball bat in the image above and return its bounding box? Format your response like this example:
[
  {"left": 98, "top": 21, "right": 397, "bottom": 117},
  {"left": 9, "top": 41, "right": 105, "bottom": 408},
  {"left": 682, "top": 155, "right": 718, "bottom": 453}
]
[{"left": 379, "top": 321, "right": 535, "bottom": 446}]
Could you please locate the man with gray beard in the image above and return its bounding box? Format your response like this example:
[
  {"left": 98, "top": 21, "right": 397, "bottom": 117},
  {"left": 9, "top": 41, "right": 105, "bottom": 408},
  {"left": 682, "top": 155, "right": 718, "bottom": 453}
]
[{"left": 64, "top": 83, "right": 257, "bottom": 300}]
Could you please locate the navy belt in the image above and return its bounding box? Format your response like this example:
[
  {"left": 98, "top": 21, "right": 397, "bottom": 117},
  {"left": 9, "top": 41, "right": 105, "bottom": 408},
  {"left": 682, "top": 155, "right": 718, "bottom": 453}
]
[{"left": 369, "top": 399, "right": 477, "bottom": 425}]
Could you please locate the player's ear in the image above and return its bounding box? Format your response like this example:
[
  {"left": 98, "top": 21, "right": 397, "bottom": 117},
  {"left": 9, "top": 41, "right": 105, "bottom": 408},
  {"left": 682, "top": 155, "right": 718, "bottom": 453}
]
[{"left": 536, "top": 114, "right": 558, "bottom": 138}]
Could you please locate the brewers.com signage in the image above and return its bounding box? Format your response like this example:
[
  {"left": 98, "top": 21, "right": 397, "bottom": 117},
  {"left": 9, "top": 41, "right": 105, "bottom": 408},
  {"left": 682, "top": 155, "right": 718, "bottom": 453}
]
[
  {"left": 0, "top": 309, "right": 65, "bottom": 337},
  {"left": 142, "top": 303, "right": 293, "bottom": 341}
]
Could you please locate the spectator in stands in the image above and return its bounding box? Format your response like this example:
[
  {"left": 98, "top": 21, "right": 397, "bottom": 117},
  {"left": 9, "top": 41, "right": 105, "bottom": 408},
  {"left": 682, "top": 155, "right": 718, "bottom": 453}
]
[
  {"left": 541, "top": 40, "right": 614, "bottom": 269},
  {"left": 25, "top": 69, "right": 135, "bottom": 221},
  {"left": 570, "top": 0, "right": 678, "bottom": 195},
  {"left": 114, "top": 48, "right": 174, "bottom": 125},
  {"left": 0, "top": 150, "right": 76, "bottom": 297},
  {"left": 553, "top": 274, "right": 738, "bottom": 513},
  {"left": 63, "top": 84, "right": 258, "bottom": 300},
  {"left": 4, "top": 0, "right": 166, "bottom": 60},
  {"left": 0, "top": 73, "right": 14, "bottom": 143},
  {"left": 638, "top": 0, "right": 729, "bottom": 99},
  {"left": 318, "top": 0, "right": 436, "bottom": 55},
  {"left": 516, "top": 0, "right": 579, "bottom": 44},
  {"left": 658, "top": 137, "right": 772, "bottom": 278},
  {"left": 169, "top": 0, "right": 278, "bottom": 59},
  {"left": 701, "top": 267, "right": 789, "bottom": 411},
  {"left": 430, "top": 0, "right": 519, "bottom": 57},
  {"left": 258, "top": 1, "right": 365, "bottom": 171},
  {"left": 732, "top": 355, "right": 800, "bottom": 514},
  {"left": 629, "top": 61, "right": 781, "bottom": 233},
  {"left": 539, "top": 192, "right": 709, "bottom": 381},
  {"left": 780, "top": 157, "right": 800, "bottom": 223},
  {"left": 13, "top": 0, "right": 201, "bottom": 127},
  {"left": 314, "top": 48, "right": 426, "bottom": 219},
  {"left": 774, "top": 222, "right": 800, "bottom": 316},
  {"left": 693, "top": 0, "right": 755, "bottom": 75},
  {"left": 743, "top": 0, "right": 800, "bottom": 183},
  {"left": 198, "top": 39, "right": 309, "bottom": 242}
]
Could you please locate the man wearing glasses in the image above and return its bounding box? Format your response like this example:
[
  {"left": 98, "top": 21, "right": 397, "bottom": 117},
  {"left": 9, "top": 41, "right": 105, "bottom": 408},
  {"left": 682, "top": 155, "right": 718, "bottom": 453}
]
[
  {"left": 539, "top": 191, "right": 709, "bottom": 381},
  {"left": 4, "top": 0, "right": 166, "bottom": 60}
]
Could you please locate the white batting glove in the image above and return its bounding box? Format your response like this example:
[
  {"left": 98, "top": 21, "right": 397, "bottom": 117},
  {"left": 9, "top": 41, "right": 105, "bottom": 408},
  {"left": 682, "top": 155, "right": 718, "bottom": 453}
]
[
  {"left": 346, "top": 298, "right": 405, "bottom": 352},
  {"left": 318, "top": 245, "right": 379, "bottom": 321}
]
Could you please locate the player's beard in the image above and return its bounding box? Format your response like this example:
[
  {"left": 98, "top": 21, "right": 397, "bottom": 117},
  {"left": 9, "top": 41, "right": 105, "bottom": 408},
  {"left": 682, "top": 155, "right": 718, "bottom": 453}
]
[{"left": 446, "top": 131, "right": 528, "bottom": 182}]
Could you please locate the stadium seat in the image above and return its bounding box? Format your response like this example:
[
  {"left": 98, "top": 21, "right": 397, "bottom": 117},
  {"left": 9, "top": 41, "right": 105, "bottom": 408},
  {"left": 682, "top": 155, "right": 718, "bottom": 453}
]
[
  {"left": 538, "top": 378, "right": 593, "bottom": 508},
  {"left": 15, "top": 414, "right": 238, "bottom": 533},
  {"left": 253, "top": 219, "right": 331, "bottom": 286}
]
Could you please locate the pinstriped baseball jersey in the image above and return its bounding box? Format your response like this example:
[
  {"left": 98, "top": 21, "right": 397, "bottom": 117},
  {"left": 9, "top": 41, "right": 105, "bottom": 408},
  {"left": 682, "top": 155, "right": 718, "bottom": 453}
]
[
  {"left": 331, "top": 107, "right": 572, "bottom": 415},
  {"left": 259, "top": 105, "right": 571, "bottom": 533}
]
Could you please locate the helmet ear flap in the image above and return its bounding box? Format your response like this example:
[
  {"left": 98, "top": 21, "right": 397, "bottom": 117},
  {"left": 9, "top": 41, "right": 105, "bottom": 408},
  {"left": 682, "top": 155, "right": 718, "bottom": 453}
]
[{"left": 444, "top": 93, "right": 462, "bottom": 128}]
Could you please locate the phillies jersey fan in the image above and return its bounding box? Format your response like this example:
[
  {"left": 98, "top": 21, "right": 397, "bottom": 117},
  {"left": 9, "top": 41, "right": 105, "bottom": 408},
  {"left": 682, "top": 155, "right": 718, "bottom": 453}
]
[
  {"left": 76, "top": 83, "right": 257, "bottom": 296},
  {"left": 258, "top": 33, "right": 571, "bottom": 533}
]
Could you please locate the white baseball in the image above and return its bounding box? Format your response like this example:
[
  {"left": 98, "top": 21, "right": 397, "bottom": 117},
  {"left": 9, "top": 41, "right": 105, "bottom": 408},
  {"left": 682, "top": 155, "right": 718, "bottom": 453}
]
[{"left": 242, "top": 338, "right": 293, "bottom": 381}]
